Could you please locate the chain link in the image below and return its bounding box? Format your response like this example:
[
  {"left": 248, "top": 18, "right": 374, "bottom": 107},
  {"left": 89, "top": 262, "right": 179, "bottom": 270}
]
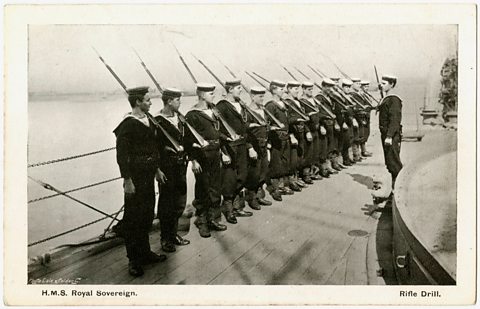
[
  {"left": 28, "top": 147, "right": 116, "bottom": 168},
  {"left": 28, "top": 177, "right": 121, "bottom": 204}
]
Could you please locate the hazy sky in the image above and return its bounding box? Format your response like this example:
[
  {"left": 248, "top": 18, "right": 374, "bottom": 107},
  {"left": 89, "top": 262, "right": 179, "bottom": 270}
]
[{"left": 29, "top": 24, "right": 456, "bottom": 94}]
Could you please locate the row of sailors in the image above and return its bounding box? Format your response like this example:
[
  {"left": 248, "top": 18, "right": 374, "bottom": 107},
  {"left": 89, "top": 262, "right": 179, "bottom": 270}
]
[{"left": 113, "top": 77, "right": 376, "bottom": 277}]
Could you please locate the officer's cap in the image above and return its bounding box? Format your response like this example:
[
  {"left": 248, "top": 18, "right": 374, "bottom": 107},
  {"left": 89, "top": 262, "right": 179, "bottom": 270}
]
[
  {"left": 360, "top": 80, "right": 370, "bottom": 85},
  {"left": 225, "top": 79, "right": 241, "bottom": 88},
  {"left": 330, "top": 76, "right": 341, "bottom": 81},
  {"left": 196, "top": 83, "right": 216, "bottom": 92},
  {"left": 286, "top": 80, "right": 301, "bottom": 88},
  {"left": 270, "top": 80, "right": 286, "bottom": 88},
  {"left": 321, "top": 78, "right": 335, "bottom": 87},
  {"left": 250, "top": 86, "right": 266, "bottom": 95},
  {"left": 162, "top": 87, "right": 182, "bottom": 98},
  {"left": 126, "top": 86, "right": 149, "bottom": 96},
  {"left": 301, "top": 81, "right": 314, "bottom": 88},
  {"left": 351, "top": 77, "right": 361, "bottom": 83}
]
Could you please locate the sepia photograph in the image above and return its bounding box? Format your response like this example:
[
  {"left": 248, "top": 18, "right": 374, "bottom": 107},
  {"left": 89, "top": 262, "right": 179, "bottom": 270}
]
[{"left": 4, "top": 3, "right": 476, "bottom": 306}]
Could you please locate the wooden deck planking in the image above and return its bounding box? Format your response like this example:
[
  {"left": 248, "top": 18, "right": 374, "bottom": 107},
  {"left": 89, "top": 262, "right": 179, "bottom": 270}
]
[
  {"left": 30, "top": 143, "right": 392, "bottom": 285},
  {"left": 344, "top": 235, "right": 369, "bottom": 285},
  {"left": 158, "top": 194, "right": 320, "bottom": 285}
]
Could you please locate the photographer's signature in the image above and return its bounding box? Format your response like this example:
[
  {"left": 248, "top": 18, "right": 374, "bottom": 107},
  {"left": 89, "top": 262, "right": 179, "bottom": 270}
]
[{"left": 28, "top": 277, "right": 83, "bottom": 285}]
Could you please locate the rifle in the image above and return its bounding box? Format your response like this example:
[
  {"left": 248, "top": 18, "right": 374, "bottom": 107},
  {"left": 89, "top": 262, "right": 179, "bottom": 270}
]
[
  {"left": 363, "top": 90, "right": 380, "bottom": 104},
  {"left": 251, "top": 72, "right": 310, "bottom": 122},
  {"left": 374, "top": 65, "right": 384, "bottom": 99},
  {"left": 93, "top": 46, "right": 183, "bottom": 153},
  {"left": 305, "top": 65, "right": 352, "bottom": 111},
  {"left": 280, "top": 66, "right": 320, "bottom": 114},
  {"left": 172, "top": 43, "right": 198, "bottom": 84},
  {"left": 173, "top": 46, "right": 241, "bottom": 141},
  {"left": 281, "top": 65, "right": 298, "bottom": 81},
  {"left": 311, "top": 65, "right": 365, "bottom": 110},
  {"left": 242, "top": 71, "right": 286, "bottom": 130},
  {"left": 293, "top": 67, "right": 337, "bottom": 119},
  {"left": 132, "top": 48, "right": 209, "bottom": 148},
  {"left": 216, "top": 62, "right": 287, "bottom": 129},
  {"left": 92, "top": 47, "right": 127, "bottom": 91},
  {"left": 192, "top": 53, "right": 266, "bottom": 126}
]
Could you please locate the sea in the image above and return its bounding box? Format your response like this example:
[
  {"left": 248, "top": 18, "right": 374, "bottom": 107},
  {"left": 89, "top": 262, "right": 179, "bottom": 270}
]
[{"left": 27, "top": 83, "right": 433, "bottom": 258}]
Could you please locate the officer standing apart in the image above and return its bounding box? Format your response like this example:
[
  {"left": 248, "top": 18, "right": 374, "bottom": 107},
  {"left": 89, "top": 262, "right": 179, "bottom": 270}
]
[
  {"left": 113, "top": 86, "right": 167, "bottom": 277},
  {"left": 154, "top": 88, "right": 190, "bottom": 253},
  {"left": 377, "top": 75, "right": 403, "bottom": 188}
]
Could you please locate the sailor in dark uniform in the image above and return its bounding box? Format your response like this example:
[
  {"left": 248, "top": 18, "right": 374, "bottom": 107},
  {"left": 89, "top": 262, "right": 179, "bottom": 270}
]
[
  {"left": 299, "top": 81, "right": 321, "bottom": 181},
  {"left": 184, "top": 83, "right": 228, "bottom": 237},
  {"left": 349, "top": 77, "right": 372, "bottom": 161},
  {"left": 325, "top": 77, "right": 347, "bottom": 172},
  {"left": 359, "top": 80, "right": 374, "bottom": 157},
  {"left": 244, "top": 86, "right": 273, "bottom": 210},
  {"left": 216, "top": 79, "right": 256, "bottom": 221},
  {"left": 113, "top": 86, "right": 167, "bottom": 277},
  {"left": 377, "top": 75, "right": 403, "bottom": 188},
  {"left": 265, "top": 80, "right": 293, "bottom": 200},
  {"left": 284, "top": 80, "right": 311, "bottom": 190},
  {"left": 340, "top": 79, "right": 360, "bottom": 164},
  {"left": 315, "top": 78, "right": 340, "bottom": 176},
  {"left": 313, "top": 79, "right": 336, "bottom": 178},
  {"left": 154, "top": 88, "right": 190, "bottom": 253}
]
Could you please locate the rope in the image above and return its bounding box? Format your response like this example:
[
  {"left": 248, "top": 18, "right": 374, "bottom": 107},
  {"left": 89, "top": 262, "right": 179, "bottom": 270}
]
[
  {"left": 28, "top": 147, "right": 116, "bottom": 168},
  {"left": 28, "top": 176, "right": 121, "bottom": 221},
  {"left": 28, "top": 209, "right": 124, "bottom": 247},
  {"left": 28, "top": 177, "right": 121, "bottom": 204}
]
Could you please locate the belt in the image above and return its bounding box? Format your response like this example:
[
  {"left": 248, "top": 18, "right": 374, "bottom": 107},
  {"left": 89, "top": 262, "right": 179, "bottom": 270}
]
[
  {"left": 131, "top": 155, "right": 158, "bottom": 165},
  {"left": 228, "top": 137, "right": 246, "bottom": 147}
]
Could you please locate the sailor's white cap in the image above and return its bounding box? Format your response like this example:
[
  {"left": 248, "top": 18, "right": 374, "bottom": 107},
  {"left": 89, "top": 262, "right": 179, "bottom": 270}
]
[
  {"left": 321, "top": 78, "right": 335, "bottom": 87},
  {"left": 250, "top": 86, "right": 266, "bottom": 95},
  {"left": 196, "top": 83, "right": 216, "bottom": 92},
  {"left": 301, "top": 81, "right": 314, "bottom": 88}
]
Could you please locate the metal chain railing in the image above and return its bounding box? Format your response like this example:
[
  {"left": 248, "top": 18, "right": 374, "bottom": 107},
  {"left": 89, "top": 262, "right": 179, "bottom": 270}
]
[
  {"left": 28, "top": 209, "right": 124, "bottom": 247},
  {"left": 28, "top": 177, "right": 121, "bottom": 204},
  {"left": 27, "top": 147, "right": 116, "bottom": 168}
]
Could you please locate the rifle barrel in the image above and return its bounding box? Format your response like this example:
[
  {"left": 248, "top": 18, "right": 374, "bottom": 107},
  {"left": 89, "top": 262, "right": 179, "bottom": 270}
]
[
  {"left": 92, "top": 46, "right": 127, "bottom": 91},
  {"left": 173, "top": 44, "right": 198, "bottom": 84}
]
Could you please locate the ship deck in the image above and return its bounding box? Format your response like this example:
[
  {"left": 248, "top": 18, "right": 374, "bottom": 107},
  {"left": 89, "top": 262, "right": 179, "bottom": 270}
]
[
  {"left": 29, "top": 129, "right": 396, "bottom": 285},
  {"left": 28, "top": 129, "right": 456, "bottom": 285}
]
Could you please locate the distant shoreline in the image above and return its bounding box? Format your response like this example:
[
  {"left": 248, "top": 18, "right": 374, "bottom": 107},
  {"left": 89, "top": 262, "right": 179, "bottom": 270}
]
[{"left": 29, "top": 91, "right": 198, "bottom": 102}]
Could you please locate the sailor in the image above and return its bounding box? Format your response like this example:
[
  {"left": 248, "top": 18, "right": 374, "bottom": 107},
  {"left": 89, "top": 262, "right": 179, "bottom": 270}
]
[
  {"left": 154, "top": 88, "right": 190, "bottom": 253},
  {"left": 340, "top": 79, "right": 359, "bottom": 165},
  {"left": 299, "top": 81, "right": 322, "bottom": 181},
  {"left": 265, "top": 80, "right": 293, "bottom": 200},
  {"left": 349, "top": 77, "right": 370, "bottom": 161},
  {"left": 244, "top": 86, "right": 273, "bottom": 210},
  {"left": 324, "top": 78, "right": 347, "bottom": 172},
  {"left": 113, "top": 86, "right": 167, "bottom": 277},
  {"left": 216, "top": 79, "right": 256, "bottom": 222},
  {"left": 284, "top": 80, "right": 312, "bottom": 190},
  {"left": 312, "top": 79, "right": 335, "bottom": 178},
  {"left": 359, "top": 80, "right": 374, "bottom": 157},
  {"left": 184, "top": 83, "right": 228, "bottom": 237},
  {"left": 378, "top": 75, "right": 403, "bottom": 188}
]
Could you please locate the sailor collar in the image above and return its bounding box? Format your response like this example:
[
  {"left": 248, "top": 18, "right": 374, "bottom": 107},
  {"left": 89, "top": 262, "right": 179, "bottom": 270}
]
[
  {"left": 190, "top": 106, "right": 216, "bottom": 122},
  {"left": 377, "top": 94, "right": 402, "bottom": 109},
  {"left": 113, "top": 112, "right": 151, "bottom": 133},
  {"left": 154, "top": 111, "right": 181, "bottom": 132}
]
